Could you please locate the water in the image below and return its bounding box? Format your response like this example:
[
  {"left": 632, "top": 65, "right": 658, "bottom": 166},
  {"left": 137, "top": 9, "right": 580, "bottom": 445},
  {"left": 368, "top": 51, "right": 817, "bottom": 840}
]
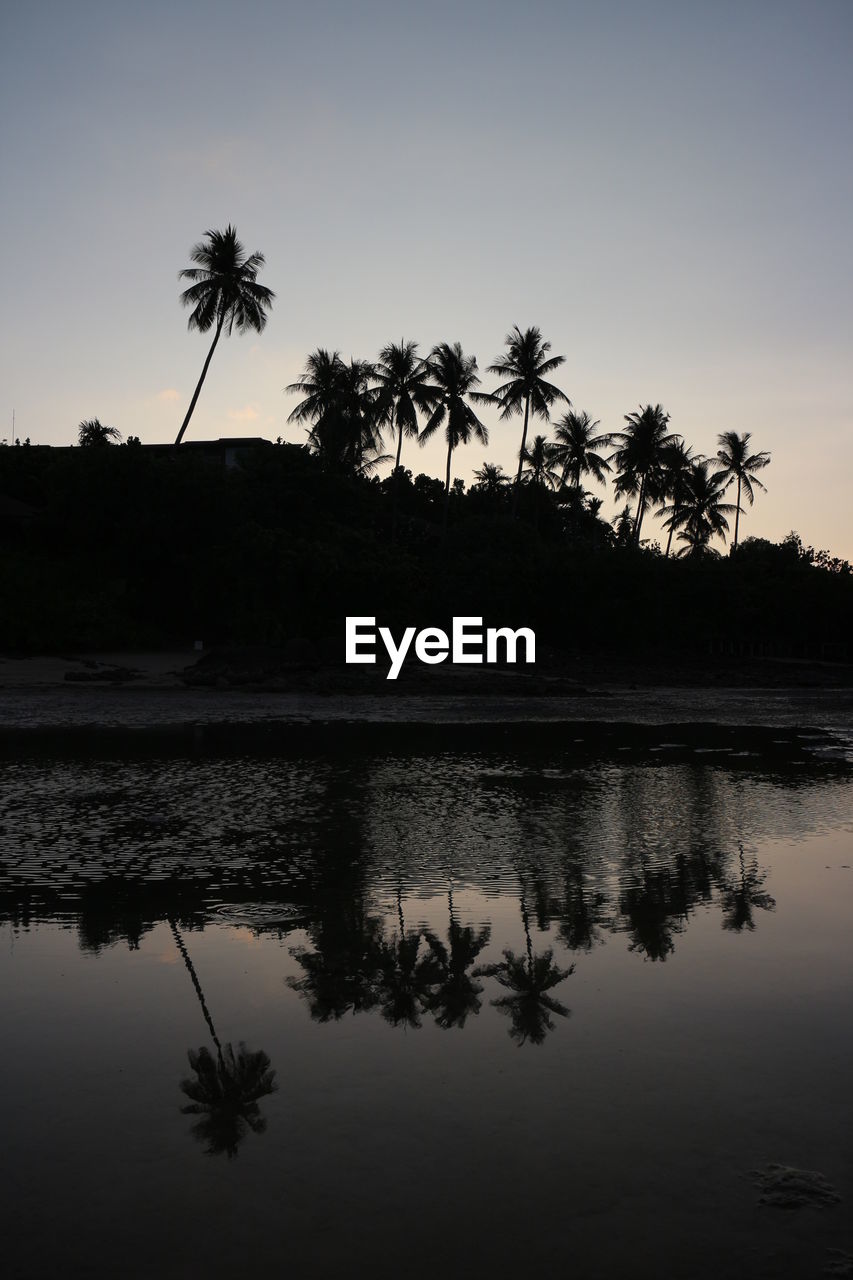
[{"left": 2, "top": 743, "right": 852, "bottom": 1279}]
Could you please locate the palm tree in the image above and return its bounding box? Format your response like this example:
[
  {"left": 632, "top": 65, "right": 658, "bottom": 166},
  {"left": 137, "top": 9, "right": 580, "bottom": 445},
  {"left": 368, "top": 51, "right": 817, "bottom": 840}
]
[
  {"left": 611, "top": 404, "right": 678, "bottom": 544},
  {"left": 334, "top": 357, "right": 385, "bottom": 474},
  {"left": 673, "top": 460, "right": 738, "bottom": 557},
  {"left": 372, "top": 340, "right": 436, "bottom": 474},
  {"left": 613, "top": 503, "right": 634, "bottom": 546},
  {"left": 372, "top": 340, "right": 437, "bottom": 537},
  {"left": 656, "top": 440, "right": 698, "bottom": 557},
  {"left": 475, "top": 874, "right": 572, "bottom": 1046},
  {"left": 424, "top": 887, "right": 491, "bottom": 1029},
  {"left": 714, "top": 431, "right": 771, "bottom": 550},
  {"left": 180, "top": 1042, "right": 277, "bottom": 1158},
  {"left": 472, "top": 462, "right": 510, "bottom": 494},
  {"left": 287, "top": 350, "right": 384, "bottom": 474},
  {"left": 720, "top": 843, "right": 776, "bottom": 932},
  {"left": 77, "top": 418, "right": 122, "bottom": 446},
  {"left": 487, "top": 326, "right": 569, "bottom": 513},
  {"left": 418, "top": 342, "right": 492, "bottom": 530},
  {"left": 520, "top": 434, "right": 561, "bottom": 491},
  {"left": 170, "top": 918, "right": 277, "bottom": 1157},
  {"left": 175, "top": 225, "right": 275, "bottom": 445},
  {"left": 551, "top": 410, "right": 614, "bottom": 491}
]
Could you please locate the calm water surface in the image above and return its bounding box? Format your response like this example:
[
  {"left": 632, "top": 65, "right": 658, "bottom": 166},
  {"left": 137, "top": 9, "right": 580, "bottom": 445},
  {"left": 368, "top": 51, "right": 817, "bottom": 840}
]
[{"left": 2, "top": 744, "right": 852, "bottom": 1279}]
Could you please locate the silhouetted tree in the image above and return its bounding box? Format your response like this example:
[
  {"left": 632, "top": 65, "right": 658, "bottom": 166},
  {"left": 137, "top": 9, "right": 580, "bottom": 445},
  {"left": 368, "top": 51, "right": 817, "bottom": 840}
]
[
  {"left": 372, "top": 340, "right": 435, "bottom": 475},
  {"left": 714, "top": 431, "right": 771, "bottom": 550},
  {"left": 656, "top": 440, "right": 698, "bottom": 556},
  {"left": 176, "top": 225, "right": 274, "bottom": 445},
  {"left": 520, "top": 434, "right": 561, "bottom": 490},
  {"left": 551, "top": 410, "right": 614, "bottom": 491},
  {"left": 487, "top": 326, "right": 569, "bottom": 514},
  {"left": 287, "top": 350, "right": 384, "bottom": 474},
  {"left": 611, "top": 404, "right": 678, "bottom": 543},
  {"left": 78, "top": 418, "right": 121, "bottom": 446},
  {"left": 419, "top": 342, "right": 492, "bottom": 530},
  {"left": 472, "top": 462, "right": 510, "bottom": 493},
  {"left": 372, "top": 340, "right": 437, "bottom": 537},
  {"left": 674, "top": 460, "right": 738, "bottom": 557}
]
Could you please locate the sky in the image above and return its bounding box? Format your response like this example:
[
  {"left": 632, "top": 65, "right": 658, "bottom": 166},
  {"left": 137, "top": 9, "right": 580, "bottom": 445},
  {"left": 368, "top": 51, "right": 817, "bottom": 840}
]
[{"left": 1, "top": 0, "right": 851, "bottom": 556}]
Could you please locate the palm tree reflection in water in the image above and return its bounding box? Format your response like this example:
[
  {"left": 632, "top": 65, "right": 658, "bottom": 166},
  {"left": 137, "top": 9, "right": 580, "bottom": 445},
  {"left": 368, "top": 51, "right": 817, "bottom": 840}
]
[
  {"left": 424, "top": 887, "right": 491, "bottom": 1030},
  {"left": 171, "top": 919, "right": 277, "bottom": 1158},
  {"left": 476, "top": 875, "right": 573, "bottom": 1046},
  {"left": 720, "top": 844, "right": 776, "bottom": 932}
]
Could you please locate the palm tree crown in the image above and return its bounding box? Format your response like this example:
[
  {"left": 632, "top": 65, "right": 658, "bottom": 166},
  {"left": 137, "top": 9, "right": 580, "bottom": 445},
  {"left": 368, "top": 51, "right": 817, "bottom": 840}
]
[
  {"left": 714, "top": 431, "right": 770, "bottom": 550},
  {"left": 78, "top": 418, "right": 122, "bottom": 447},
  {"left": 551, "top": 410, "right": 614, "bottom": 490},
  {"left": 487, "top": 326, "right": 569, "bottom": 508},
  {"left": 175, "top": 225, "right": 275, "bottom": 445}
]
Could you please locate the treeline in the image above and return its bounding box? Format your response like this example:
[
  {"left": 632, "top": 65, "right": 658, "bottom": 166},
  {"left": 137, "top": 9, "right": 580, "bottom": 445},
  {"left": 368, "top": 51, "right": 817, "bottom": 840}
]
[{"left": 0, "top": 441, "right": 850, "bottom": 658}]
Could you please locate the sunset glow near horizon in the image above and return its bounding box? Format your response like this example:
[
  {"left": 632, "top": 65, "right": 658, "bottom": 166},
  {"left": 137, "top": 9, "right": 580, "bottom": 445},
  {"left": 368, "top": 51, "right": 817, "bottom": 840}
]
[{"left": 1, "top": 0, "right": 851, "bottom": 557}]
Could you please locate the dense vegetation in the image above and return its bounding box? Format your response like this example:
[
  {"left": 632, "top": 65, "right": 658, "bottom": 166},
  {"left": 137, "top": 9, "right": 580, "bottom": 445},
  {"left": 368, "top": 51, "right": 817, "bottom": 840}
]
[{"left": 0, "top": 439, "right": 849, "bottom": 659}]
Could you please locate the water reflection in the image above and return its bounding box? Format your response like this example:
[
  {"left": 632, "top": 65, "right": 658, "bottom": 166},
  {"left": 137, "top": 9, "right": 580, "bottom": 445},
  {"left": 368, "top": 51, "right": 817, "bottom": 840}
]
[
  {"left": 424, "top": 889, "right": 491, "bottom": 1029},
  {"left": 172, "top": 916, "right": 277, "bottom": 1156},
  {"left": 719, "top": 843, "right": 777, "bottom": 933},
  {"left": 2, "top": 752, "right": 846, "bottom": 1023},
  {"left": 2, "top": 744, "right": 850, "bottom": 1280}
]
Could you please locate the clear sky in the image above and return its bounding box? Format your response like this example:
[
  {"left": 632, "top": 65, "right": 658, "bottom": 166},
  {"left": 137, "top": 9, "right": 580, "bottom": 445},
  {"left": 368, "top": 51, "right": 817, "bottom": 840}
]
[{"left": 2, "top": 0, "right": 851, "bottom": 555}]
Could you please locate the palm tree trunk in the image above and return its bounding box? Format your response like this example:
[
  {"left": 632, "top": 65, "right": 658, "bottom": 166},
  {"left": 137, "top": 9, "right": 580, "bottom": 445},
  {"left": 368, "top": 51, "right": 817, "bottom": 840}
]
[
  {"left": 444, "top": 440, "right": 453, "bottom": 532},
  {"left": 175, "top": 318, "right": 224, "bottom": 446},
  {"left": 733, "top": 475, "right": 742, "bottom": 551},
  {"left": 391, "top": 412, "right": 403, "bottom": 544},
  {"left": 170, "top": 917, "right": 223, "bottom": 1059},
  {"left": 665, "top": 519, "right": 675, "bottom": 557},
  {"left": 633, "top": 474, "right": 647, "bottom": 543},
  {"left": 512, "top": 394, "right": 531, "bottom": 516}
]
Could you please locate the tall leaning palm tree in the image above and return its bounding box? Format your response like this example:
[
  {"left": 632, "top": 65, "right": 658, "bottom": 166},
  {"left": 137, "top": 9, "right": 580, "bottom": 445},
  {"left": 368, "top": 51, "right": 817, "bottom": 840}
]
[
  {"left": 551, "top": 410, "right": 614, "bottom": 491},
  {"left": 175, "top": 225, "right": 275, "bottom": 445},
  {"left": 714, "top": 431, "right": 771, "bottom": 550},
  {"left": 487, "top": 326, "right": 569, "bottom": 514},
  {"left": 611, "top": 404, "right": 678, "bottom": 544},
  {"left": 419, "top": 342, "right": 492, "bottom": 530}
]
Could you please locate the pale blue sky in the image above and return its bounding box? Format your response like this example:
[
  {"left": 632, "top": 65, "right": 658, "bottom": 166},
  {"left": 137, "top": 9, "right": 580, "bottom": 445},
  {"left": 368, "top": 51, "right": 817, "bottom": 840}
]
[{"left": 2, "top": 0, "right": 851, "bottom": 554}]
